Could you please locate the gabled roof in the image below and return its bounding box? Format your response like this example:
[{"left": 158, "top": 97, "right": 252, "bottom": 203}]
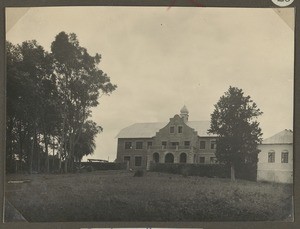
[
  {"left": 116, "top": 120, "right": 216, "bottom": 138},
  {"left": 262, "top": 129, "right": 293, "bottom": 144},
  {"left": 186, "top": 121, "right": 215, "bottom": 137},
  {"left": 116, "top": 122, "right": 167, "bottom": 139}
]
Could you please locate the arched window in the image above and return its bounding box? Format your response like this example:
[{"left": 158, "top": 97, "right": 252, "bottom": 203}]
[
  {"left": 165, "top": 153, "right": 174, "bottom": 163},
  {"left": 153, "top": 152, "right": 160, "bottom": 163},
  {"left": 180, "top": 153, "right": 187, "bottom": 163}
]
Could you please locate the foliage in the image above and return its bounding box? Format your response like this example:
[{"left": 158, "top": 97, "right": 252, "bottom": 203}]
[
  {"left": 6, "top": 31, "right": 116, "bottom": 173},
  {"left": 208, "top": 86, "right": 263, "bottom": 180},
  {"left": 133, "top": 170, "right": 144, "bottom": 177},
  {"left": 150, "top": 162, "right": 231, "bottom": 179}
]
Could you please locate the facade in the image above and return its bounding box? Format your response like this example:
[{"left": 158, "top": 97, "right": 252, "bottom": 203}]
[
  {"left": 116, "top": 106, "right": 217, "bottom": 170},
  {"left": 257, "top": 129, "right": 293, "bottom": 183}
]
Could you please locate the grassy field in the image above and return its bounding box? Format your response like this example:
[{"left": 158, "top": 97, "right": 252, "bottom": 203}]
[{"left": 5, "top": 170, "right": 293, "bottom": 222}]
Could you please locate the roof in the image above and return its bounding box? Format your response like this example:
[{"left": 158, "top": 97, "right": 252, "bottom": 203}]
[
  {"left": 116, "top": 122, "right": 167, "bottom": 139},
  {"left": 180, "top": 105, "right": 189, "bottom": 114},
  {"left": 116, "top": 120, "right": 216, "bottom": 138},
  {"left": 262, "top": 129, "right": 293, "bottom": 144}
]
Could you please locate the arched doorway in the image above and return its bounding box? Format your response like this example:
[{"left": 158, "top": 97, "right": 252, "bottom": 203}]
[
  {"left": 153, "top": 152, "right": 160, "bottom": 163},
  {"left": 165, "top": 153, "right": 174, "bottom": 163},
  {"left": 180, "top": 153, "right": 187, "bottom": 163}
]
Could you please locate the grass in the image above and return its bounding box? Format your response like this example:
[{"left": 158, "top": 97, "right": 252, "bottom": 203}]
[{"left": 5, "top": 170, "right": 293, "bottom": 222}]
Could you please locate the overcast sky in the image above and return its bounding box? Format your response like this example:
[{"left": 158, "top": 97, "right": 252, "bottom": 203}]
[{"left": 6, "top": 7, "right": 294, "bottom": 161}]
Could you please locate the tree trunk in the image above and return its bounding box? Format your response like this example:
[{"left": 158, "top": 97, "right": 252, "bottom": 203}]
[
  {"left": 52, "top": 137, "right": 55, "bottom": 172},
  {"left": 69, "top": 133, "right": 75, "bottom": 172},
  {"left": 45, "top": 134, "right": 49, "bottom": 173},
  {"left": 19, "top": 130, "right": 23, "bottom": 173},
  {"left": 37, "top": 134, "right": 40, "bottom": 173},
  {"left": 64, "top": 158, "right": 68, "bottom": 173},
  {"left": 231, "top": 164, "right": 236, "bottom": 181},
  {"left": 29, "top": 135, "right": 34, "bottom": 174}
]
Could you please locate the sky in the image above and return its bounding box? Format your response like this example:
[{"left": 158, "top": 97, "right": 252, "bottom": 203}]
[{"left": 6, "top": 7, "right": 294, "bottom": 162}]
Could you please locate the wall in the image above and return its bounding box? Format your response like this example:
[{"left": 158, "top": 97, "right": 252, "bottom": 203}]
[
  {"left": 194, "top": 136, "right": 217, "bottom": 164},
  {"left": 257, "top": 144, "right": 293, "bottom": 183},
  {"left": 149, "top": 115, "right": 199, "bottom": 164},
  {"left": 116, "top": 137, "right": 152, "bottom": 169}
]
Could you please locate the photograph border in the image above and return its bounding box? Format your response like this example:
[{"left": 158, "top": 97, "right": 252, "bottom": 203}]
[{"left": 0, "top": 0, "right": 299, "bottom": 228}]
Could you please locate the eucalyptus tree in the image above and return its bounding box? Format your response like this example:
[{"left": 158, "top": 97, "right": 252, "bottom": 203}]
[{"left": 51, "top": 32, "right": 117, "bottom": 172}]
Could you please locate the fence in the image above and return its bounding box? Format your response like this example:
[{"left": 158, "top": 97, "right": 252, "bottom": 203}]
[{"left": 75, "top": 162, "right": 127, "bottom": 171}]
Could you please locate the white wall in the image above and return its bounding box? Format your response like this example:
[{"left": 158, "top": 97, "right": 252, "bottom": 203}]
[{"left": 257, "top": 144, "right": 293, "bottom": 183}]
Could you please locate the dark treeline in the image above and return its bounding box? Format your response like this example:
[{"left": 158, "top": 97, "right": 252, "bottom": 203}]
[{"left": 6, "top": 32, "right": 117, "bottom": 174}]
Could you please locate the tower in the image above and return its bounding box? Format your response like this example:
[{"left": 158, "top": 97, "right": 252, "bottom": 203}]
[{"left": 180, "top": 105, "right": 189, "bottom": 123}]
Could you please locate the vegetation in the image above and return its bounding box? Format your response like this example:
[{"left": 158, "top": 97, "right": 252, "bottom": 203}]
[
  {"left": 208, "top": 86, "right": 263, "bottom": 181},
  {"left": 6, "top": 171, "right": 293, "bottom": 222},
  {"left": 6, "top": 32, "right": 116, "bottom": 174}
]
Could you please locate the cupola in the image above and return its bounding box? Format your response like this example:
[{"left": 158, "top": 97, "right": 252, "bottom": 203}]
[{"left": 180, "top": 105, "right": 189, "bottom": 123}]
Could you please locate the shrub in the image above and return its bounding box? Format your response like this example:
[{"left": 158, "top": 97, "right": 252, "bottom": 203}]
[
  {"left": 150, "top": 163, "right": 230, "bottom": 179},
  {"left": 180, "top": 166, "right": 191, "bottom": 177},
  {"left": 74, "top": 162, "right": 127, "bottom": 171},
  {"left": 86, "top": 166, "right": 94, "bottom": 172},
  {"left": 133, "top": 170, "right": 144, "bottom": 177}
]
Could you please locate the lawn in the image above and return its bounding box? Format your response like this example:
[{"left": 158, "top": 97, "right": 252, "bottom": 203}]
[{"left": 5, "top": 170, "right": 293, "bottom": 222}]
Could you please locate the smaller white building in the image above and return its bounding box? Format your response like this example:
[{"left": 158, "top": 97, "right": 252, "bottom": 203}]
[{"left": 257, "top": 129, "right": 293, "bottom": 183}]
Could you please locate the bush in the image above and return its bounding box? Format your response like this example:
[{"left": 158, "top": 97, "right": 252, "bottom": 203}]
[
  {"left": 150, "top": 163, "right": 230, "bottom": 179},
  {"left": 133, "top": 170, "right": 144, "bottom": 177},
  {"left": 86, "top": 166, "right": 94, "bottom": 172},
  {"left": 180, "top": 166, "right": 191, "bottom": 177}
]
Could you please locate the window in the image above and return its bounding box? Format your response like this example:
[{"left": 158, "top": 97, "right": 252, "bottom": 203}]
[
  {"left": 170, "top": 126, "right": 175, "bottom": 133},
  {"left": 147, "top": 142, "right": 153, "bottom": 149},
  {"left": 180, "top": 153, "right": 187, "bottom": 163},
  {"left": 281, "top": 151, "right": 288, "bottom": 163},
  {"left": 125, "top": 142, "right": 132, "bottom": 149},
  {"left": 136, "top": 142, "right": 143, "bottom": 149},
  {"left": 178, "top": 126, "right": 183, "bottom": 133},
  {"left": 210, "top": 157, "right": 217, "bottom": 164},
  {"left": 153, "top": 153, "right": 159, "bottom": 163},
  {"left": 124, "top": 156, "right": 130, "bottom": 162},
  {"left": 162, "top": 141, "right": 167, "bottom": 148},
  {"left": 124, "top": 156, "right": 130, "bottom": 167},
  {"left": 199, "top": 157, "right": 205, "bottom": 164},
  {"left": 268, "top": 151, "right": 275, "bottom": 163},
  {"left": 135, "top": 156, "right": 142, "bottom": 166},
  {"left": 211, "top": 140, "right": 216, "bottom": 149},
  {"left": 165, "top": 153, "right": 174, "bottom": 163},
  {"left": 171, "top": 142, "right": 179, "bottom": 146},
  {"left": 200, "top": 141, "right": 206, "bottom": 149},
  {"left": 184, "top": 141, "right": 190, "bottom": 148}
]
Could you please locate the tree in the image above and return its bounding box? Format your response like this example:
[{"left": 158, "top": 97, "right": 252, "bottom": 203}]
[
  {"left": 73, "top": 120, "right": 102, "bottom": 163},
  {"left": 208, "top": 86, "right": 263, "bottom": 181},
  {"left": 6, "top": 32, "right": 116, "bottom": 174},
  {"left": 51, "top": 32, "right": 117, "bottom": 172},
  {"left": 6, "top": 40, "right": 57, "bottom": 173}
]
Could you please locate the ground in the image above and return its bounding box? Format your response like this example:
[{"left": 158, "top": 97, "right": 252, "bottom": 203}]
[{"left": 5, "top": 170, "right": 293, "bottom": 222}]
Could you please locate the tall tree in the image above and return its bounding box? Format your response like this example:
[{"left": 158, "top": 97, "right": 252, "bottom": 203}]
[
  {"left": 208, "top": 86, "right": 263, "bottom": 181},
  {"left": 51, "top": 31, "right": 117, "bottom": 172}
]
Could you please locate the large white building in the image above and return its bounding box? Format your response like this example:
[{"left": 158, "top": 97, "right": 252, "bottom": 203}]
[{"left": 257, "top": 129, "right": 293, "bottom": 183}]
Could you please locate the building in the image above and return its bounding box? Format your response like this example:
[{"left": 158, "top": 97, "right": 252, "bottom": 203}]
[
  {"left": 257, "top": 129, "right": 293, "bottom": 183},
  {"left": 116, "top": 106, "right": 217, "bottom": 170}
]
